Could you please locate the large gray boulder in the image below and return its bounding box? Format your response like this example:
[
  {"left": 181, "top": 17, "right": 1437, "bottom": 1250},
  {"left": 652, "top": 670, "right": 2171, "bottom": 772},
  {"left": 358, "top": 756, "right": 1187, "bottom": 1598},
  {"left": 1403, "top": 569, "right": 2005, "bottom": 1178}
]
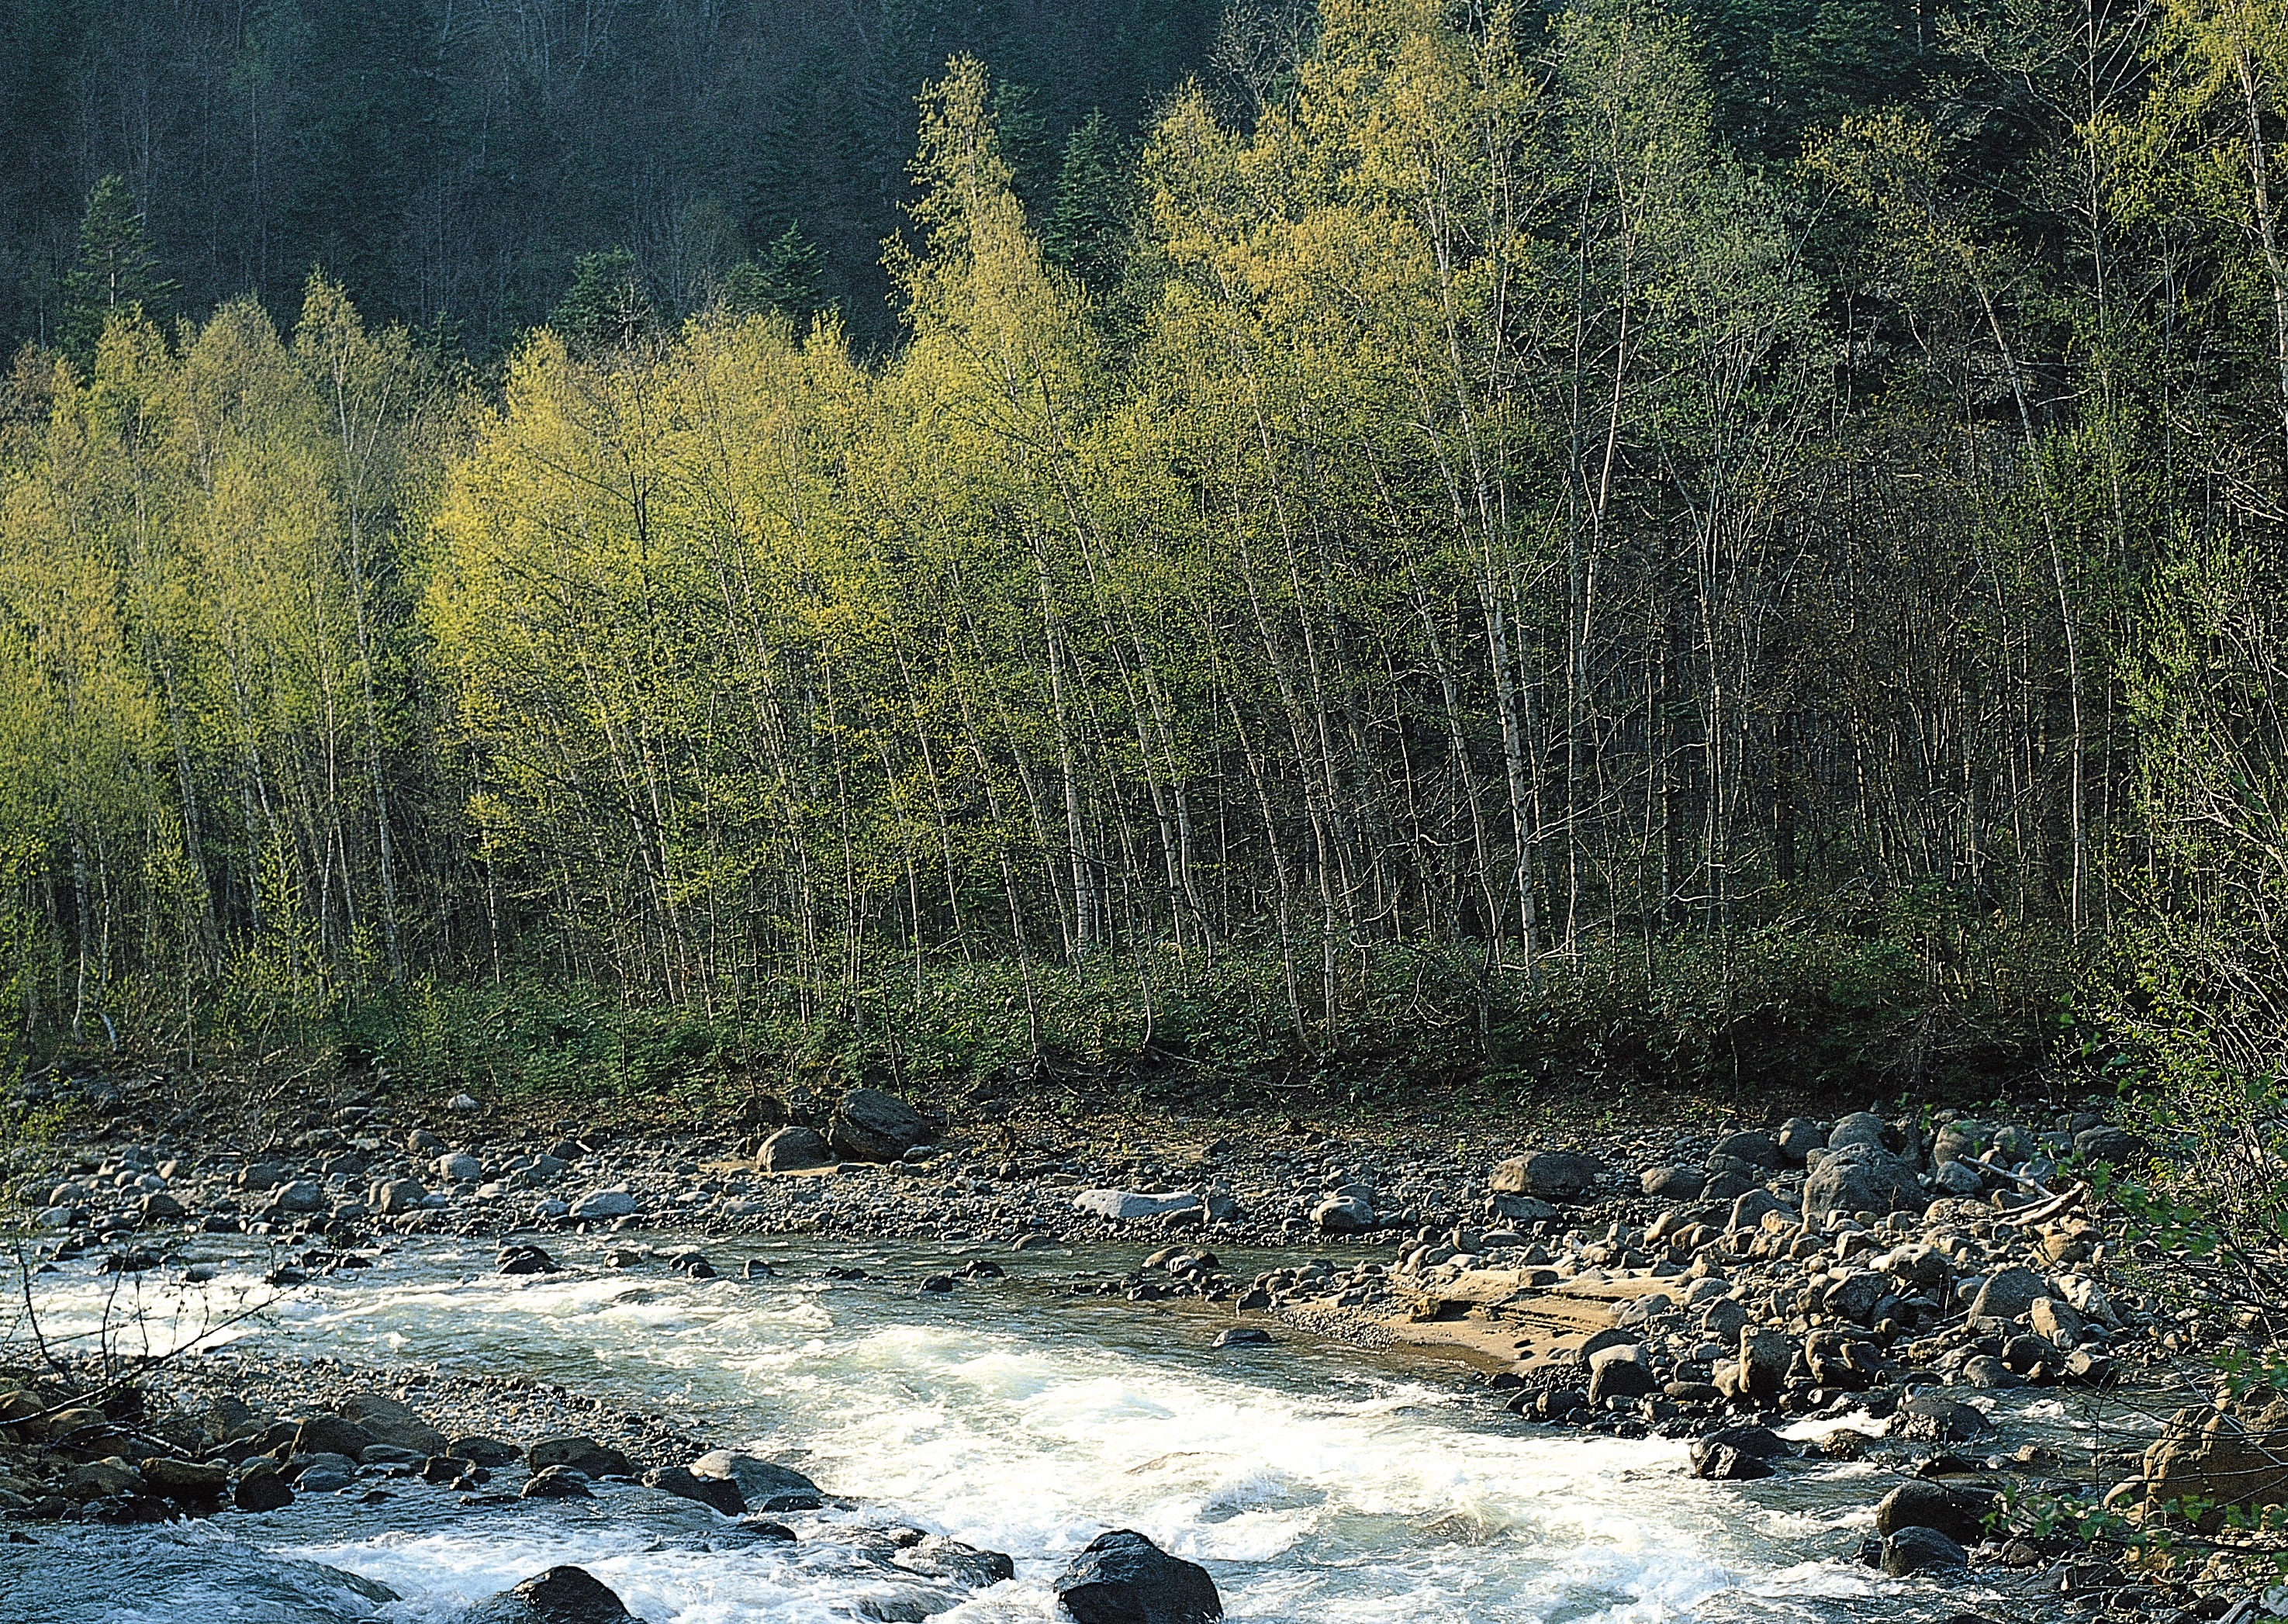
[
  {"left": 1491, "top": 1152, "right": 1602, "bottom": 1202},
  {"left": 828, "top": 1087, "right": 931, "bottom": 1161},
  {"left": 1967, "top": 1266, "right": 2051, "bottom": 1324},
  {"left": 1074, "top": 1190, "right": 1201, "bottom": 1221},
  {"left": 338, "top": 1391, "right": 448, "bottom": 1456},
  {"left": 1802, "top": 1142, "right": 1925, "bottom": 1221},
  {"left": 758, "top": 1125, "right": 835, "bottom": 1173},
  {"left": 1055, "top": 1529, "right": 1222, "bottom": 1624}
]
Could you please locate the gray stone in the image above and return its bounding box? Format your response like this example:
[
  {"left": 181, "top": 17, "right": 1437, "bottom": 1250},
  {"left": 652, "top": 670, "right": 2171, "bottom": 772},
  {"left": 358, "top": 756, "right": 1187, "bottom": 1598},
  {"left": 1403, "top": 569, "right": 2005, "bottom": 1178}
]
[
  {"left": 1689, "top": 1426, "right": 1788, "bottom": 1479},
  {"left": 1491, "top": 1151, "right": 1603, "bottom": 1201},
  {"left": 828, "top": 1087, "right": 931, "bottom": 1162},
  {"left": 1075, "top": 1190, "right": 1201, "bottom": 1221},
  {"left": 1640, "top": 1165, "right": 1706, "bottom": 1200},
  {"left": 1827, "top": 1111, "right": 1890, "bottom": 1152},
  {"left": 1740, "top": 1327, "right": 1793, "bottom": 1398},
  {"left": 1712, "top": 1131, "right": 1782, "bottom": 1169},
  {"left": 233, "top": 1463, "right": 293, "bottom": 1511},
  {"left": 2074, "top": 1125, "right": 2139, "bottom": 1165},
  {"left": 758, "top": 1126, "right": 835, "bottom": 1173},
  {"left": 373, "top": 1178, "right": 427, "bottom": 1215},
  {"left": 1775, "top": 1117, "right": 1827, "bottom": 1161},
  {"left": 2030, "top": 1296, "right": 2086, "bottom": 1346},
  {"left": 437, "top": 1152, "right": 482, "bottom": 1182},
  {"left": 1932, "top": 1160, "right": 1986, "bottom": 1197},
  {"left": 1311, "top": 1194, "right": 1375, "bottom": 1232},
  {"left": 641, "top": 1465, "right": 745, "bottom": 1514},
  {"left": 893, "top": 1534, "right": 1016, "bottom": 1589},
  {"left": 1055, "top": 1529, "right": 1222, "bottom": 1624},
  {"left": 520, "top": 1466, "right": 592, "bottom": 1499},
  {"left": 569, "top": 1187, "right": 637, "bottom": 1220},
  {"left": 1967, "top": 1266, "right": 2051, "bottom": 1324},
  {"left": 1727, "top": 1190, "right": 1791, "bottom": 1232},
  {"left": 270, "top": 1180, "right": 326, "bottom": 1215},
  {"left": 1892, "top": 1393, "right": 1996, "bottom": 1443},
  {"left": 1487, "top": 1192, "right": 1557, "bottom": 1223},
  {"left": 528, "top": 1436, "right": 632, "bottom": 1478},
  {"left": 1802, "top": 1143, "right": 1924, "bottom": 1222},
  {"left": 138, "top": 1191, "right": 185, "bottom": 1222},
  {"left": 290, "top": 1413, "right": 376, "bottom": 1461},
  {"left": 339, "top": 1391, "right": 449, "bottom": 1456},
  {"left": 1587, "top": 1345, "right": 1657, "bottom": 1405},
  {"left": 1878, "top": 1242, "right": 1953, "bottom": 1287}
]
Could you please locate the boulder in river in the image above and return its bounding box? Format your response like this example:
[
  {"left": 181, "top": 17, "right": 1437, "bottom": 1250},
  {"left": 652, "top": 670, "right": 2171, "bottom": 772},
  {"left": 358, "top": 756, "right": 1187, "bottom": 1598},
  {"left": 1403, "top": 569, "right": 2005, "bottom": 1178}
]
[
  {"left": 1055, "top": 1529, "right": 1222, "bottom": 1624},
  {"left": 1891, "top": 1393, "right": 1996, "bottom": 1444},
  {"left": 1880, "top": 1526, "right": 1968, "bottom": 1577},
  {"left": 448, "top": 1435, "right": 524, "bottom": 1467},
  {"left": 1875, "top": 1481, "right": 1997, "bottom": 1544},
  {"left": 529, "top": 1436, "right": 632, "bottom": 1478},
  {"left": 690, "top": 1450, "right": 824, "bottom": 1512},
  {"left": 498, "top": 1243, "right": 562, "bottom": 1276},
  {"left": 828, "top": 1087, "right": 931, "bottom": 1161},
  {"left": 520, "top": 1466, "right": 592, "bottom": 1499},
  {"left": 641, "top": 1464, "right": 745, "bottom": 1514},
  {"left": 759, "top": 1126, "right": 835, "bottom": 1173},
  {"left": 290, "top": 1413, "right": 376, "bottom": 1461},
  {"left": 232, "top": 1462, "right": 293, "bottom": 1512},
  {"left": 469, "top": 1566, "right": 631, "bottom": 1623}
]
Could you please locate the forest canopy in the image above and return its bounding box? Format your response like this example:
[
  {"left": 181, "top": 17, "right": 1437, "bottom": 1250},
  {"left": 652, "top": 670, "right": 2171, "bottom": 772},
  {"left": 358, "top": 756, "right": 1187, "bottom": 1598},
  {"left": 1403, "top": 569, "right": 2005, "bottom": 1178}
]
[{"left": 4, "top": 0, "right": 2286, "bottom": 1119}]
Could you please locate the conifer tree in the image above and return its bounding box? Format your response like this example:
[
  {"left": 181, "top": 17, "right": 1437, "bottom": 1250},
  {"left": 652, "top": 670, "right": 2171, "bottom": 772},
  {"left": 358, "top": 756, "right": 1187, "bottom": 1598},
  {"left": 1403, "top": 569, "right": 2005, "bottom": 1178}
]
[
  {"left": 724, "top": 224, "right": 835, "bottom": 326},
  {"left": 60, "top": 176, "right": 175, "bottom": 359},
  {"left": 1042, "top": 112, "right": 1136, "bottom": 290},
  {"left": 550, "top": 248, "right": 654, "bottom": 354}
]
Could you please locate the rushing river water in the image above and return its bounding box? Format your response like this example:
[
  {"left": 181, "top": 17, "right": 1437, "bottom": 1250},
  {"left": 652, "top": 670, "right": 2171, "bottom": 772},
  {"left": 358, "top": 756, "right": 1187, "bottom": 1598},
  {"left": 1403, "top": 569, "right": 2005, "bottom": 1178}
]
[{"left": 0, "top": 1233, "right": 2049, "bottom": 1623}]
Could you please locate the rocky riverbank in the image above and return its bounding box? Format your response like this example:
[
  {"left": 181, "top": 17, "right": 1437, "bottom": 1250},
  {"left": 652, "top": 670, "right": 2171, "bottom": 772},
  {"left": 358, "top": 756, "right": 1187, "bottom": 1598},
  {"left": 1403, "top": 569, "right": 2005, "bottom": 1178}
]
[{"left": 4, "top": 1083, "right": 2281, "bottom": 1622}]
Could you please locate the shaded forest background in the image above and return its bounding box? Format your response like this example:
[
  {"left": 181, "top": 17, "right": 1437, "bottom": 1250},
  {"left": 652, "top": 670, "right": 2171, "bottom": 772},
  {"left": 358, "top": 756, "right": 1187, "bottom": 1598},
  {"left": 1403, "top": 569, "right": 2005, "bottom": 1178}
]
[{"left": 5, "top": 0, "right": 2288, "bottom": 1127}]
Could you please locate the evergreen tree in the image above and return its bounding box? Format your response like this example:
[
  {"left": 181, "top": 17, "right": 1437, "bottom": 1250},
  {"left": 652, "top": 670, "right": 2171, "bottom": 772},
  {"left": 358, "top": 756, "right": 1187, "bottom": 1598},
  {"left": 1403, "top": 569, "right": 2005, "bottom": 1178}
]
[
  {"left": 724, "top": 224, "right": 835, "bottom": 326},
  {"left": 1042, "top": 112, "right": 1136, "bottom": 289},
  {"left": 60, "top": 176, "right": 175, "bottom": 358},
  {"left": 550, "top": 248, "right": 654, "bottom": 354}
]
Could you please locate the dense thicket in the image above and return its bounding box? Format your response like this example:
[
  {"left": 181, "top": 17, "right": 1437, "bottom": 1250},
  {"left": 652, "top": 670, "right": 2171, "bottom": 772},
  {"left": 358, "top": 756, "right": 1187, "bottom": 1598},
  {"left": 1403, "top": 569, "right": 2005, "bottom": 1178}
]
[{"left": 5, "top": 0, "right": 2287, "bottom": 1111}]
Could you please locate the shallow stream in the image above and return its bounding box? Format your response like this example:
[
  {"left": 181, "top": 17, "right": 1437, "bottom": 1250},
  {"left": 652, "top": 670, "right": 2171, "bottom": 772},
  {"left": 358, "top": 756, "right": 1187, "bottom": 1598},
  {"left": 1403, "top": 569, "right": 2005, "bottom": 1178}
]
[{"left": 0, "top": 1234, "right": 2058, "bottom": 1622}]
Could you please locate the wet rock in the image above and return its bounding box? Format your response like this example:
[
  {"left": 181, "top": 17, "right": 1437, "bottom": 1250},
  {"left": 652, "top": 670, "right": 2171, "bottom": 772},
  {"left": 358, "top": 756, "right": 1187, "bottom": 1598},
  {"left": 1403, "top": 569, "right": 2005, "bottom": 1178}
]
[
  {"left": 690, "top": 1450, "right": 824, "bottom": 1512},
  {"left": 1875, "top": 1481, "right": 1998, "bottom": 1544},
  {"left": 759, "top": 1126, "right": 835, "bottom": 1173},
  {"left": 520, "top": 1466, "right": 592, "bottom": 1499},
  {"left": 1054, "top": 1529, "right": 1222, "bottom": 1624},
  {"left": 743, "top": 1259, "right": 777, "bottom": 1280},
  {"left": 340, "top": 1391, "right": 450, "bottom": 1456},
  {"left": 642, "top": 1464, "right": 745, "bottom": 1514},
  {"left": 1587, "top": 1345, "right": 1657, "bottom": 1405},
  {"left": 1881, "top": 1526, "right": 1968, "bottom": 1576},
  {"left": 1491, "top": 1152, "right": 1601, "bottom": 1202},
  {"left": 828, "top": 1087, "right": 931, "bottom": 1162},
  {"left": 894, "top": 1534, "right": 1017, "bottom": 1588},
  {"left": 569, "top": 1188, "right": 637, "bottom": 1221},
  {"left": 139, "top": 1191, "right": 185, "bottom": 1223},
  {"left": 1689, "top": 1427, "right": 1788, "bottom": 1481},
  {"left": 528, "top": 1436, "right": 632, "bottom": 1478},
  {"left": 292, "top": 1453, "right": 357, "bottom": 1493},
  {"left": 1213, "top": 1328, "right": 1271, "bottom": 1348},
  {"left": 1803, "top": 1144, "right": 1924, "bottom": 1222},
  {"left": 1892, "top": 1394, "right": 1997, "bottom": 1444},
  {"left": 61, "top": 1457, "right": 144, "bottom": 1500},
  {"left": 290, "top": 1413, "right": 377, "bottom": 1461},
  {"left": 448, "top": 1435, "right": 524, "bottom": 1467},
  {"left": 470, "top": 1565, "right": 631, "bottom": 1622},
  {"left": 139, "top": 1456, "right": 229, "bottom": 1503},
  {"left": 233, "top": 1463, "right": 294, "bottom": 1512},
  {"left": 499, "top": 1243, "right": 562, "bottom": 1275}
]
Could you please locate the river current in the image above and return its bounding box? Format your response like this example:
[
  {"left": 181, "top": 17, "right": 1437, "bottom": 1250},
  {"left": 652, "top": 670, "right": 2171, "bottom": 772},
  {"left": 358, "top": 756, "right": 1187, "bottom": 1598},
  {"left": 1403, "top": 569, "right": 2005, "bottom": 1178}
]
[{"left": 0, "top": 1233, "right": 2042, "bottom": 1622}]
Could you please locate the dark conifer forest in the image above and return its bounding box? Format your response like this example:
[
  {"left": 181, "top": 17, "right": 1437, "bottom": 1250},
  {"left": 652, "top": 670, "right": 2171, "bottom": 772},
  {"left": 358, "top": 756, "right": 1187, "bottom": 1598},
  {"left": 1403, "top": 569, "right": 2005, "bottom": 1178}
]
[{"left": 4, "top": 0, "right": 2287, "bottom": 1132}]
